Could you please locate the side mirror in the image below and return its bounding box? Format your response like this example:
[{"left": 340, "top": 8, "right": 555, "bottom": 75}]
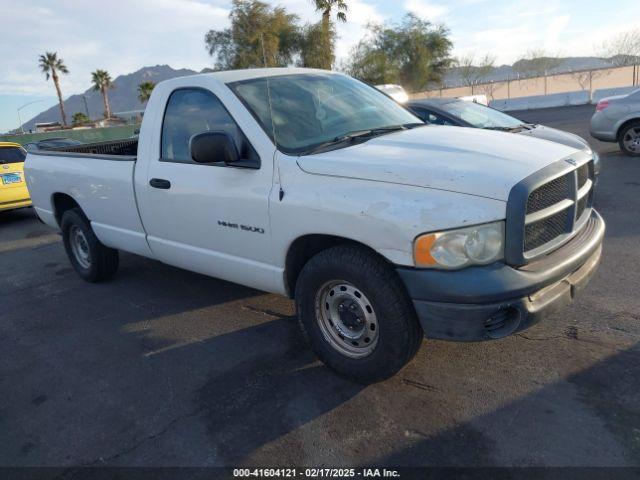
[{"left": 190, "top": 131, "right": 240, "bottom": 164}]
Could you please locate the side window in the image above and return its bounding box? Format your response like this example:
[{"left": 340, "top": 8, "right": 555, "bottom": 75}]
[
  {"left": 428, "top": 112, "right": 455, "bottom": 126},
  {"left": 411, "top": 107, "right": 430, "bottom": 123},
  {"left": 422, "top": 109, "right": 455, "bottom": 126},
  {"left": 160, "top": 88, "right": 258, "bottom": 165}
]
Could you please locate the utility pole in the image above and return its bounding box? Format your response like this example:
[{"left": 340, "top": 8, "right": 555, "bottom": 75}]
[
  {"left": 82, "top": 95, "right": 90, "bottom": 118},
  {"left": 17, "top": 100, "right": 45, "bottom": 134},
  {"left": 260, "top": 33, "right": 268, "bottom": 68}
]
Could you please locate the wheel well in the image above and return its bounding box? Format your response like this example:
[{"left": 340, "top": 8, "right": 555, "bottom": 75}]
[
  {"left": 284, "top": 234, "right": 388, "bottom": 298},
  {"left": 52, "top": 193, "right": 81, "bottom": 225},
  {"left": 617, "top": 118, "right": 640, "bottom": 141}
]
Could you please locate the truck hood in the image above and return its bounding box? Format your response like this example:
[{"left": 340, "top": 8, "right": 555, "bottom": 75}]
[
  {"left": 516, "top": 125, "right": 590, "bottom": 151},
  {"left": 297, "top": 126, "right": 579, "bottom": 201}
]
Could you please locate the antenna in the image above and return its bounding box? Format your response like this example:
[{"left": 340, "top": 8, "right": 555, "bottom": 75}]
[
  {"left": 260, "top": 33, "right": 282, "bottom": 200},
  {"left": 260, "top": 33, "right": 279, "bottom": 150}
]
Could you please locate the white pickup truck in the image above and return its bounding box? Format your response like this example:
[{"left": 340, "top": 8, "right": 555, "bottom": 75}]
[{"left": 25, "top": 68, "right": 604, "bottom": 383}]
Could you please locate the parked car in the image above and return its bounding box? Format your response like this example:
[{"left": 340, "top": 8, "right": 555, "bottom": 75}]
[
  {"left": 590, "top": 88, "right": 640, "bottom": 156},
  {"left": 0, "top": 142, "right": 31, "bottom": 212},
  {"left": 23, "top": 137, "right": 84, "bottom": 152},
  {"left": 457, "top": 94, "right": 488, "bottom": 106},
  {"left": 375, "top": 84, "right": 409, "bottom": 103},
  {"left": 409, "top": 98, "right": 601, "bottom": 175},
  {"left": 25, "top": 68, "right": 604, "bottom": 383}
]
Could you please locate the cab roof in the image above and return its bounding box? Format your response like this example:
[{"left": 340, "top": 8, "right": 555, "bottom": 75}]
[
  {"left": 193, "top": 67, "right": 335, "bottom": 84},
  {"left": 0, "top": 142, "right": 23, "bottom": 148}
]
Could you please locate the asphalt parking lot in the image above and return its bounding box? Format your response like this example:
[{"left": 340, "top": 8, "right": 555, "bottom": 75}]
[{"left": 2, "top": 105, "right": 639, "bottom": 468}]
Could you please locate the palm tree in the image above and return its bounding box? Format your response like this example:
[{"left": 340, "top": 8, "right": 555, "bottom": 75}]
[
  {"left": 91, "top": 69, "right": 114, "bottom": 119},
  {"left": 71, "top": 112, "right": 90, "bottom": 127},
  {"left": 137, "top": 81, "right": 155, "bottom": 105},
  {"left": 38, "top": 52, "right": 69, "bottom": 127},
  {"left": 312, "top": 0, "right": 348, "bottom": 70}
]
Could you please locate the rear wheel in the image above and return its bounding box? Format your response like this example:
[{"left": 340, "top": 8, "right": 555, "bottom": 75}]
[
  {"left": 61, "top": 208, "right": 119, "bottom": 282},
  {"left": 295, "top": 245, "right": 423, "bottom": 383},
  {"left": 618, "top": 121, "right": 640, "bottom": 156}
]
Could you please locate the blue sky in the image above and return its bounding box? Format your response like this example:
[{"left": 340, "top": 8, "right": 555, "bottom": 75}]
[{"left": 0, "top": 0, "right": 637, "bottom": 133}]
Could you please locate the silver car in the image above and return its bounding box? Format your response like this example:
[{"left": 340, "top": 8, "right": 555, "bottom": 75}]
[{"left": 590, "top": 88, "right": 640, "bottom": 156}]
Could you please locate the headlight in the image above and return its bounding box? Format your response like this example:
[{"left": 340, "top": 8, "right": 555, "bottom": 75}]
[{"left": 413, "top": 221, "right": 504, "bottom": 269}]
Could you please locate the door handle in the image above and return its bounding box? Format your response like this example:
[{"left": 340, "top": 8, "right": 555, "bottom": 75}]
[{"left": 149, "top": 178, "right": 171, "bottom": 189}]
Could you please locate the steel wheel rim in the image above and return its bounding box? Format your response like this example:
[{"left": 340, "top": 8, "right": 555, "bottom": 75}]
[
  {"left": 70, "top": 225, "right": 91, "bottom": 269},
  {"left": 315, "top": 280, "right": 379, "bottom": 358},
  {"left": 623, "top": 127, "right": 640, "bottom": 152}
]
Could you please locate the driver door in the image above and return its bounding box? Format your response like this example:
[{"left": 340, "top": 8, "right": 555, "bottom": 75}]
[{"left": 136, "top": 87, "right": 278, "bottom": 292}]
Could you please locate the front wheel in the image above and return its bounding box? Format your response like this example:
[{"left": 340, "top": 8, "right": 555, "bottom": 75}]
[
  {"left": 61, "top": 208, "right": 119, "bottom": 282},
  {"left": 295, "top": 245, "right": 423, "bottom": 383},
  {"left": 618, "top": 121, "right": 640, "bottom": 156}
]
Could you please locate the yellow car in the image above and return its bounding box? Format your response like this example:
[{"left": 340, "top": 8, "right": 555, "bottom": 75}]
[{"left": 0, "top": 142, "right": 31, "bottom": 212}]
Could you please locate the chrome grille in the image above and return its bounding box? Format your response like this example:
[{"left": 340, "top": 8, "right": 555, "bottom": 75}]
[
  {"left": 525, "top": 209, "right": 570, "bottom": 251},
  {"left": 526, "top": 175, "right": 570, "bottom": 213},
  {"left": 577, "top": 163, "right": 589, "bottom": 189},
  {"left": 523, "top": 159, "right": 594, "bottom": 258},
  {"left": 576, "top": 195, "right": 588, "bottom": 221}
]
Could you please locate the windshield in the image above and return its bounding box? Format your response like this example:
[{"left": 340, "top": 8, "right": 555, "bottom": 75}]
[
  {"left": 0, "top": 146, "right": 26, "bottom": 163},
  {"left": 229, "top": 73, "right": 420, "bottom": 155},
  {"left": 440, "top": 101, "right": 523, "bottom": 129}
]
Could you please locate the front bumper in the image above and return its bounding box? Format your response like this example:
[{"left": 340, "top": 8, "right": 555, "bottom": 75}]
[
  {"left": 397, "top": 210, "right": 605, "bottom": 341},
  {"left": 0, "top": 197, "right": 32, "bottom": 212}
]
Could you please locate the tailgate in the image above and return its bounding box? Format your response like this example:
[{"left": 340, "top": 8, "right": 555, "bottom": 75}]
[
  {"left": 1, "top": 162, "right": 27, "bottom": 188},
  {"left": 0, "top": 162, "right": 30, "bottom": 205}
]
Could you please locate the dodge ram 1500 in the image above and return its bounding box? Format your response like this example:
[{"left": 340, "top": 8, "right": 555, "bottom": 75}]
[{"left": 25, "top": 68, "right": 605, "bottom": 383}]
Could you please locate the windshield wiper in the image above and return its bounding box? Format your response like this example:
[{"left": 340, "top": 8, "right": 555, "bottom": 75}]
[
  {"left": 483, "top": 125, "right": 519, "bottom": 131},
  {"left": 484, "top": 123, "right": 540, "bottom": 132},
  {"left": 334, "top": 125, "right": 405, "bottom": 142},
  {"left": 302, "top": 123, "right": 425, "bottom": 155}
]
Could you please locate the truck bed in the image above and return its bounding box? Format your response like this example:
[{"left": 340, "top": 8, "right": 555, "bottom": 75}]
[
  {"left": 24, "top": 141, "right": 151, "bottom": 258},
  {"left": 44, "top": 138, "right": 138, "bottom": 158}
]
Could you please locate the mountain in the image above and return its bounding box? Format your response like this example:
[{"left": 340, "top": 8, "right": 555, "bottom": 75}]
[
  {"left": 22, "top": 65, "right": 200, "bottom": 131},
  {"left": 22, "top": 57, "right": 626, "bottom": 130},
  {"left": 442, "top": 56, "right": 619, "bottom": 88}
]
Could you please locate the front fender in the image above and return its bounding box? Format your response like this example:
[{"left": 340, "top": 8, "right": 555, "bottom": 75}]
[{"left": 271, "top": 160, "right": 507, "bottom": 268}]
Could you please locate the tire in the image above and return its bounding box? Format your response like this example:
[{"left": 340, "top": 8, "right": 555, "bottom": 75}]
[
  {"left": 61, "top": 208, "right": 119, "bottom": 282},
  {"left": 618, "top": 120, "right": 640, "bottom": 156},
  {"left": 295, "top": 245, "right": 423, "bottom": 383}
]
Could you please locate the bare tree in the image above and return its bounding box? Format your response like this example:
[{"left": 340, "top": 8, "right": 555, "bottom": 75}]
[
  {"left": 456, "top": 53, "right": 496, "bottom": 87},
  {"left": 513, "top": 49, "right": 562, "bottom": 78},
  {"left": 570, "top": 68, "right": 610, "bottom": 101},
  {"left": 478, "top": 80, "right": 503, "bottom": 102},
  {"left": 571, "top": 70, "right": 592, "bottom": 91},
  {"left": 513, "top": 49, "right": 562, "bottom": 95},
  {"left": 600, "top": 29, "right": 640, "bottom": 66}
]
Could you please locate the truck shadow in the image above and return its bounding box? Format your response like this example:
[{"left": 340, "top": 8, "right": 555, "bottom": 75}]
[
  {"left": 2, "top": 239, "right": 366, "bottom": 466},
  {"left": 192, "top": 321, "right": 364, "bottom": 465}
]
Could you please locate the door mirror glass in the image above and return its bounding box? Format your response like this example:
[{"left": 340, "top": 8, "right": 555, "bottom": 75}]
[{"left": 190, "top": 131, "right": 240, "bottom": 164}]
